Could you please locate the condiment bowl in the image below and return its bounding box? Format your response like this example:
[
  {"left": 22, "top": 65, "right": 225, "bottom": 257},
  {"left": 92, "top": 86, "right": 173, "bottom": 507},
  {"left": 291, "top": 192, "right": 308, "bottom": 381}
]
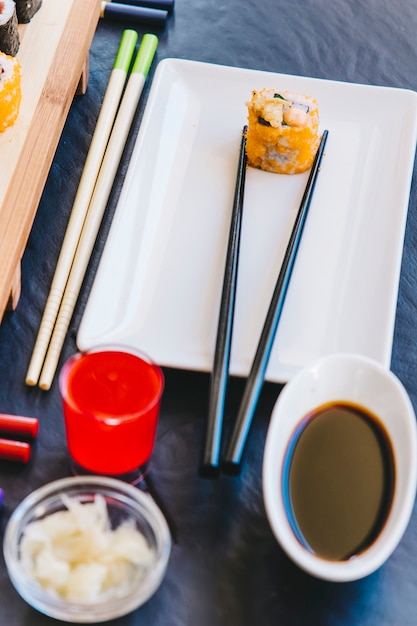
[
  {"left": 3, "top": 475, "right": 171, "bottom": 622},
  {"left": 263, "top": 353, "right": 417, "bottom": 582}
]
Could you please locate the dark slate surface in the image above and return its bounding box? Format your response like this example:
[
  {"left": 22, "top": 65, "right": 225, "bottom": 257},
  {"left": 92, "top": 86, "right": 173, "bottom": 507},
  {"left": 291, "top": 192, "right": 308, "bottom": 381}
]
[{"left": 1, "top": 0, "right": 417, "bottom": 624}]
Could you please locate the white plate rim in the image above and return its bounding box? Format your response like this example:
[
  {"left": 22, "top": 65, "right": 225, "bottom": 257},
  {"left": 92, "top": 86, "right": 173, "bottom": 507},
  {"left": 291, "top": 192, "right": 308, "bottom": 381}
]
[{"left": 77, "top": 58, "right": 417, "bottom": 383}]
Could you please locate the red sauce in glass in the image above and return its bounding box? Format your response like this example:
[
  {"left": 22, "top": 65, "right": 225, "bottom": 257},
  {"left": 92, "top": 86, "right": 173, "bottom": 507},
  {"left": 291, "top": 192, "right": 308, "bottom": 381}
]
[{"left": 62, "top": 350, "right": 163, "bottom": 475}]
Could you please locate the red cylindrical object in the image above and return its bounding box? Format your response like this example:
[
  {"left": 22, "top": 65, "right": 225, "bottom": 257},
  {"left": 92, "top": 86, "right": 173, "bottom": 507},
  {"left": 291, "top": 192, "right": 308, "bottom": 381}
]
[
  {"left": 0, "top": 438, "right": 31, "bottom": 463},
  {"left": 0, "top": 414, "right": 39, "bottom": 439}
]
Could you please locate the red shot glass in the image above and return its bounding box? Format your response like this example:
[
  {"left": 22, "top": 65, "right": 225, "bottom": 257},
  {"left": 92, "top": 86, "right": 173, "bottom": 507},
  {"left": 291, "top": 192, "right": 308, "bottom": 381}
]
[{"left": 59, "top": 346, "right": 164, "bottom": 484}]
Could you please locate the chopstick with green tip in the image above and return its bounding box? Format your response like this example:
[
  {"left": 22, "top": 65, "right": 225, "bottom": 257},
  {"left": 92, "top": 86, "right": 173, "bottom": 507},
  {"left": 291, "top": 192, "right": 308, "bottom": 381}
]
[
  {"left": 38, "top": 34, "right": 159, "bottom": 391},
  {"left": 26, "top": 29, "right": 138, "bottom": 387}
]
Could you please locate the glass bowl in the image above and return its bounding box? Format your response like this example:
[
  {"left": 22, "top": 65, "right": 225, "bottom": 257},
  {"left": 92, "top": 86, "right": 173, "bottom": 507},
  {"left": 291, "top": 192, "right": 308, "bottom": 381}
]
[{"left": 3, "top": 476, "right": 171, "bottom": 622}]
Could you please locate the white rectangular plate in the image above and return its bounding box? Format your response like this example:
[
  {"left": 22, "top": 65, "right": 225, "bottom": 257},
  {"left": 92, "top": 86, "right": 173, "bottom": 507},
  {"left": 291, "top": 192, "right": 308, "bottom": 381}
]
[{"left": 77, "top": 59, "right": 417, "bottom": 383}]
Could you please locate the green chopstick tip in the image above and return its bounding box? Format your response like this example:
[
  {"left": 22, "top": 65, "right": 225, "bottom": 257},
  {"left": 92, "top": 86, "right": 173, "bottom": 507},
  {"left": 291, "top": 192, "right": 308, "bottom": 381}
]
[
  {"left": 113, "top": 29, "right": 138, "bottom": 72},
  {"left": 132, "top": 34, "right": 158, "bottom": 77}
]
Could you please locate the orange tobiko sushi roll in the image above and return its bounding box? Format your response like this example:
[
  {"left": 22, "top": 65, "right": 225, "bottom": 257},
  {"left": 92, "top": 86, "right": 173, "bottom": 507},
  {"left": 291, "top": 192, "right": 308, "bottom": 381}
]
[
  {"left": 0, "top": 51, "right": 22, "bottom": 133},
  {"left": 245, "top": 88, "right": 320, "bottom": 175}
]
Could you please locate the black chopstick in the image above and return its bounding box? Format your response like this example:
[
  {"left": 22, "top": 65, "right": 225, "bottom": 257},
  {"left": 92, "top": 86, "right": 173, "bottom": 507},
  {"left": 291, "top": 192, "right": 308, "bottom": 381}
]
[
  {"left": 110, "top": 0, "right": 175, "bottom": 14},
  {"left": 101, "top": 3, "right": 168, "bottom": 27},
  {"left": 222, "top": 129, "right": 329, "bottom": 475},
  {"left": 200, "top": 127, "right": 248, "bottom": 477}
]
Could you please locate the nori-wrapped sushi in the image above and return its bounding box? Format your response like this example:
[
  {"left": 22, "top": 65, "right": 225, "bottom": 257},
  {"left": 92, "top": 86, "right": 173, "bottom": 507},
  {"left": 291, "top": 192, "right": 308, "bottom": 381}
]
[
  {"left": 15, "top": 0, "right": 42, "bottom": 23},
  {"left": 0, "top": 0, "right": 19, "bottom": 56},
  {"left": 245, "top": 89, "right": 320, "bottom": 175},
  {"left": 0, "top": 51, "right": 22, "bottom": 132}
]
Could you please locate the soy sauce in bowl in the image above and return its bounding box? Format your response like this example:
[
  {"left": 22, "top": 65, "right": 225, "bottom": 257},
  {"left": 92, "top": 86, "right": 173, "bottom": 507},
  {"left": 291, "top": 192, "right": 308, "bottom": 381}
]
[{"left": 282, "top": 401, "right": 395, "bottom": 561}]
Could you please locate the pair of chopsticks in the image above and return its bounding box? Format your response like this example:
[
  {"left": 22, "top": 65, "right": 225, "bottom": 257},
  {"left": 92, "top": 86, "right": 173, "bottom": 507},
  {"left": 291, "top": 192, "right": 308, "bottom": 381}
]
[
  {"left": 0, "top": 413, "right": 39, "bottom": 463},
  {"left": 25, "top": 31, "right": 158, "bottom": 391},
  {"left": 200, "top": 128, "right": 329, "bottom": 477}
]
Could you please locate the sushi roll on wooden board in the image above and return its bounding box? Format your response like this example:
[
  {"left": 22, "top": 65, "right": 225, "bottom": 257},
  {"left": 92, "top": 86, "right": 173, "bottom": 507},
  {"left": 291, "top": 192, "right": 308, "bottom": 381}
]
[
  {"left": 245, "top": 88, "right": 320, "bottom": 175},
  {"left": 0, "top": 0, "right": 19, "bottom": 56},
  {"left": 0, "top": 51, "right": 21, "bottom": 132},
  {"left": 15, "top": 0, "right": 42, "bottom": 23}
]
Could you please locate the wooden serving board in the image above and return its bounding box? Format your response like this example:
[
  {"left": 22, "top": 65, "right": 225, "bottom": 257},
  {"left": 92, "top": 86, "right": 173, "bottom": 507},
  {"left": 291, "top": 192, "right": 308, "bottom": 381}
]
[{"left": 0, "top": 0, "right": 101, "bottom": 320}]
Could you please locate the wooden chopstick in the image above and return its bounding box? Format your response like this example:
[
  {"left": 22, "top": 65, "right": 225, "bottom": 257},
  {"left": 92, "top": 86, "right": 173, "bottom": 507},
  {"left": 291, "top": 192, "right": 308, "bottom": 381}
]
[
  {"left": 25, "top": 29, "right": 139, "bottom": 387},
  {"left": 200, "top": 126, "right": 248, "bottom": 477},
  {"left": 222, "top": 129, "right": 329, "bottom": 474},
  {"left": 37, "top": 34, "right": 158, "bottom": 391}
]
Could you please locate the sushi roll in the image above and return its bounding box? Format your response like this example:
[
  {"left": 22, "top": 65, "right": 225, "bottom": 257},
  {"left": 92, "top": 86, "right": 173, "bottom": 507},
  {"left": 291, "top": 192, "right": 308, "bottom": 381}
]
[
  {"left": 245, "top": 88, "right": 320, "bottom": 175},
  {"left": 0, "top": 0, "right": 19, "bottom": 56},
  {"left": 15, "top": 0, "right": 42, "bottom": 23},
  {"left": 0, "top": 51, "right": 22, "bottom": 132}
]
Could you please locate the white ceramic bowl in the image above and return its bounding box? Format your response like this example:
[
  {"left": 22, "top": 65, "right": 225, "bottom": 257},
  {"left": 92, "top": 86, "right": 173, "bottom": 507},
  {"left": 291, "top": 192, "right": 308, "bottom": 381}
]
[
  {"left": 3, "top": 476, "right": 171, "bottom": 622},
  {"left": 263, "top": 353, "right": 417, "bottom": 582}
]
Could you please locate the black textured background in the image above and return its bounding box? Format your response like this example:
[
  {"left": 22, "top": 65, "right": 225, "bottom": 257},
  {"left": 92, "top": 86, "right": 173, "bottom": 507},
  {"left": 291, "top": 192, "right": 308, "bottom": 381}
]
[{"left": 1, "top": 1, "right": 417, "bottom": 624}]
